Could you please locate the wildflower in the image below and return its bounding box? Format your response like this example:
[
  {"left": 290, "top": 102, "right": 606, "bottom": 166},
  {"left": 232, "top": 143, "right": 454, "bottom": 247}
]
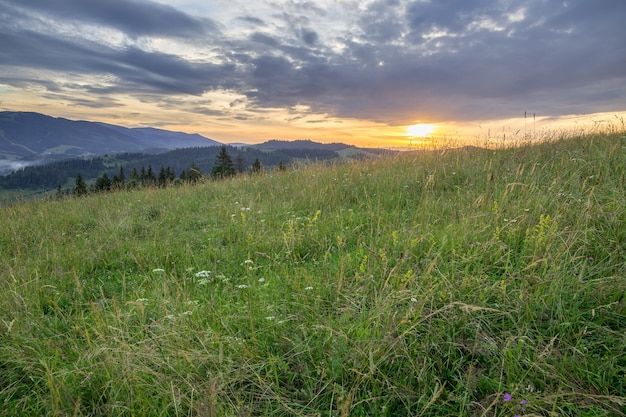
[
  {"left": 410, "top": 297, "right": 418, "bottom": 303},
  {"left": 152, "top": 268, "right": 165, "bottom": 273},
  {"left": 236, "top": 284, "right": 249, "bottom": 289},
  {"left": 195, "top": 270, "right": 211, "bottom": 277},
  {"left": 265, "top": 316, "right": 275, "bottom": 321},
  {"left": 503, "top": 393, "right": 512, "bottom": 401},
  {"left": 304, "top": 286, "right": 314, "bottom": 291},
  {"left": 258, "top": 278, "right": 265, "bottom": 282},
  {"left": 243, "top": 259, "right": 253, "bottom": 264}
]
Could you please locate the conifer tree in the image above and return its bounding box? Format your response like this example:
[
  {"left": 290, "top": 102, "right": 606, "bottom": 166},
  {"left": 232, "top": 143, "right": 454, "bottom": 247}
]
[
  {"left": 146, "top": 165, "right": 156, "bottom": 185},
  {"left": 74, "top": 173, "right": 88, "bottom": 196},
  {"left": 95, "top": 173, "right": 111, "bottom": 192},
  {"left": 128, "top": 167, "right": 139, "bottom": 189},
  {"left": 158, "top": 166, "right": 167, "bottom": 188},
  {"left": 211, "top": 146, "right": 235, "bottom": 178},
  {"left": 166, "top": 166, "right": 176, "bottom": 182},
  {"left": 235, "top": 151, "right": 246, "bottom": 173},
  {"left": 112, "top": 166, "right": 125, "bottom": 189},
  {"left": 250, "top": 157, "right": 263, "bottom": 174}
]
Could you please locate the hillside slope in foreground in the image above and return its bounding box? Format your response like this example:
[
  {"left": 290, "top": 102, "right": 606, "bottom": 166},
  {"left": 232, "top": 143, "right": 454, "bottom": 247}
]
[{"left": 0, "top": 133, "right": 624, "bottom": 416}]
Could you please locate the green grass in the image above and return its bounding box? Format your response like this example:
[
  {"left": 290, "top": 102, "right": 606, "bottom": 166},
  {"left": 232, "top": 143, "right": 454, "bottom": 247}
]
[{"left": 1, "top": 132, "right": 625, "bottom": 416}]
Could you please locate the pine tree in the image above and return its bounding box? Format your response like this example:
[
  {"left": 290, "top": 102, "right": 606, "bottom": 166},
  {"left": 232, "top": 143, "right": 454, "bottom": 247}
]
[
  {"left": 158, "top": 166, "right": 167, "bottom": 188},
  {"left": 211, "top": 146, "right": 235, "bottom": 178},
  {"left": 95, "top": 173, "right": 111, "bottom": 192},
  {"left": 250, "top": 157, "right": 263, "bottom": 174},
  {"left": 235, "top": 151, "right": 245, "bottom": 173},
  {"left": 128, "top": 167, "right": 139, "bottom": 189},
  {"left": 74, "top": 173, "right": 88, "bottom": 196},
  {"left": 146, "top": 165, "right": 156, "bottom": 185},
  {"left": 166, "top": 166, "right": 176, "bottom": 182},
  {"left": 112, "top": 166, "right": 125, "bottom": 189}
]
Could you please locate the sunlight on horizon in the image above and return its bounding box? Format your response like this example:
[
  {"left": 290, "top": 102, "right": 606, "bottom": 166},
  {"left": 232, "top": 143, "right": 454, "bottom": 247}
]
[{"left": 406, "top": 123, "right": 435, "bottom": 137}]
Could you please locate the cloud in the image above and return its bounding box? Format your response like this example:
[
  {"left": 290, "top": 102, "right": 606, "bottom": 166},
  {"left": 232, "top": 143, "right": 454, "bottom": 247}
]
[
  {"left": 0, "top": 20, "right": 236, "bottom": 96},
  {"left": 9, "top": 0, "right": 218, "bottom": 38},
  {"left": 0, "top": 0, "right": 624, "bottom": 128},
  {"left": 216, "top": 0, "right": 625, "bottom": 124}
]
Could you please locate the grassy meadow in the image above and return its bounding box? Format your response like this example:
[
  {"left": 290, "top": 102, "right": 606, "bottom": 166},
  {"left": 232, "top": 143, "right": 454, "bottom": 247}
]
[{"left": 0, "top": 132, "right": 625, "bottom": 416}]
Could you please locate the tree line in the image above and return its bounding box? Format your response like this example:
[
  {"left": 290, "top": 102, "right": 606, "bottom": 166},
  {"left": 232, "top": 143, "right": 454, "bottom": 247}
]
[
  {"left": 0, "top": 144, "right": 339, "bottom": 191},
  {"left": 60, "top": 146, "right": 272, "bottom": 198}
]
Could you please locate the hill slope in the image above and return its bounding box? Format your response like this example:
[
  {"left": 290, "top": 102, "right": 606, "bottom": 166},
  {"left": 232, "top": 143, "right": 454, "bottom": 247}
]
[
  {"left": 0, "top": 133, "right": 624, "bottom": 416},
  {"left": 0, "top": 111, "right": 220, "bottom": 174}
]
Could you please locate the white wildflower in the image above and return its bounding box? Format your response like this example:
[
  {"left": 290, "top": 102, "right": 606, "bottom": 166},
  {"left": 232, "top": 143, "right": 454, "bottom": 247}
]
[
  {"left": 195, "top": 270, "right": 211, "bottom": 277},
  {"left": 152, "top": 268, "right": 165, "bottom": 273},
  {"left": 304, "top": 286, "right": 314, "bottom": 291},
  {"left": 236, "top": 284, "right": 249, "bottom": 289}
]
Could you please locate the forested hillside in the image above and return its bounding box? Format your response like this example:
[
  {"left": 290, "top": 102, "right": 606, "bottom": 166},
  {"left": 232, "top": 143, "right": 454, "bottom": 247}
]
[{"left": 0, "top": 143, "right": 388, "bottom": 192}]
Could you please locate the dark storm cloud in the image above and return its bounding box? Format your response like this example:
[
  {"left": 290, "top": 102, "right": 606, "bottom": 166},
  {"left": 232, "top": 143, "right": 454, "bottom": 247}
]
[{"left": 1, "top": 0, "right": 624, "bottom": 124}]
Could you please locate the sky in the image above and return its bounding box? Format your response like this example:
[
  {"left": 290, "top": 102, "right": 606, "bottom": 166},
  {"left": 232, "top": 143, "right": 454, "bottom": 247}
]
[{"left": 1, "top": 0, "right": 625, "bottom": 148}]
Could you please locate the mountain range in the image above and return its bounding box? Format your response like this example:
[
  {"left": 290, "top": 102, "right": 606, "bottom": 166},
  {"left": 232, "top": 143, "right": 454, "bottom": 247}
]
[{"left": 0, "top": 111, "right": 221, "bottom": 175}]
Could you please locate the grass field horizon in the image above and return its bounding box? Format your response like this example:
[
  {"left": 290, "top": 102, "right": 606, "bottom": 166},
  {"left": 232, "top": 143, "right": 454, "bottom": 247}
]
[{"left": 1, "top": 130, "right": 624, "bottom": 416}]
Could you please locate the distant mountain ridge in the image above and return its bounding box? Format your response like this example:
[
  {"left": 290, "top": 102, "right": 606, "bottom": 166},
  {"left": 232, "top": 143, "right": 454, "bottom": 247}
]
[
  {"left": 0, "top": 111, "right": 221, "bottom": 175},
  {"left": 253, "top": 139, "right": 355, "bottom": 151}
]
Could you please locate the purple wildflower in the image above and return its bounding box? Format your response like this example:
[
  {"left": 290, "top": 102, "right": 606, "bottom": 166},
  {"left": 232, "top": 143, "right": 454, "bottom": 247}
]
[{"left": 504, "top": 393, "right": 512, "bottom": 401}]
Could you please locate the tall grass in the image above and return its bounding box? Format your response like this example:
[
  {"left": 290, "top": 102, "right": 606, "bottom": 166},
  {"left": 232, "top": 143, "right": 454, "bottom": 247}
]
[{"left": 1, "top": 132, "right": 625, "bottom": 416}]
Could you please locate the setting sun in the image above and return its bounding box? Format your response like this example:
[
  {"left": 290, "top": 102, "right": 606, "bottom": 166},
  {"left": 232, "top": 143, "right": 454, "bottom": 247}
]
[{"left": 406, "top": 123, "right": 435, "bottom": 137}]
